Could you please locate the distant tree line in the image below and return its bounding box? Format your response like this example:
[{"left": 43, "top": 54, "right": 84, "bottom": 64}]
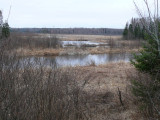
[
  {"left": 11, "top": 28, "right": 123, "bottom": 35},
  {"left": 123, "top": 18, "right": 146, "bottom": 40}
]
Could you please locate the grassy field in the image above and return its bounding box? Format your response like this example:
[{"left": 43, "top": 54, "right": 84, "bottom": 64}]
[{"left": 56, "top": 34, "right": 122, "bottom": 42}]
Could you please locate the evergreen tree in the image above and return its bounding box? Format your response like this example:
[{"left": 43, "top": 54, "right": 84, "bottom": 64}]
[
  {"left": 2, "top": 22, "right": 10, "bottom": 38},
  {"left": 123, "top": 18, "right": 146, "bottom": 40},
  {"left": 123, "top": 23, "right": 129, "bottom": 40},
  {"left": 131, "top": 1, "right": 160, "bottom": 118},
  {"left": 141, "top": 26, "right": 145, "bottom": 39},
  {"left": 131, "top": 33, "right": 160, "bottom": 73},
  {"left": 134, "top": 24, "right": 139, "bottom": 39},
  {"left": 128, "top": 23, "right": 134, "bottom": 39},
  {"left": 129, "top": 24, "right": 133, "bottom": 34},
  {"left": 131, "top": 33, "right": 160, "bottom": 116}
]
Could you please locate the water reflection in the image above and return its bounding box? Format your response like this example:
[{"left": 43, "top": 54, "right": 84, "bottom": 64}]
[
  {"left": 61, "top": 41, "right": 107, "bottom": 47},
  {"left": 20, "top": 53, "right": 133, "bottom": 68}
]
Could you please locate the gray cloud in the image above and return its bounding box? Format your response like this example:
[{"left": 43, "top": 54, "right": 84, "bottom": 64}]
[{"left": 1, "top": 0, "right": 138, "bottom": 28}]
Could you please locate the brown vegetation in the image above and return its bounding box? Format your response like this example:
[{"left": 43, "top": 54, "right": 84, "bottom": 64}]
[
  {"left": 10, "top": 33, "right": 142, "bottom": 57},
  {"left": 0, "top": 34, "right": 146, "bottom": 119},
  {"left": 64, "top": 62, "right": 144, "bottom": 119},
  {"left": 15, "top": 48, "right": 63, "bottom": 56}
]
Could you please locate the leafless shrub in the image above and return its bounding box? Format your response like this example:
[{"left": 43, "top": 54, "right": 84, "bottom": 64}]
[
  {"left": 0, "top": 39, "right": 95, "bottom": 120},
  {"left": 87, "top": 60, "right": 96, "bottom": 66},
  {"left": 9, "top": 33, "right": 61, "bottom": 50},
  {"left": 108, "top": 37, "right": 117, "bottom": 49}
]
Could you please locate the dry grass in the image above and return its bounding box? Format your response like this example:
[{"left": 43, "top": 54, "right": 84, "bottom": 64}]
[
  {"left": 69, "top": 62, "right": 145, "bottom": 120},
  {"left": 89, "top": 47, "right": 140, "bottom": 54},
  {"left": 55, "top": 34, "right": 122, "bottom": 42},
  {"left": 73, "top": 62, "right": 133, "bottom": 93},
  {"left": 14, "top": 48, "right": 63, "bottom": 56},
  {"left": 15, "top": 46, "right": 140, "bottom": 57},
  {"left": 10, "top": 33, "right": 142, "bottom": 57}
]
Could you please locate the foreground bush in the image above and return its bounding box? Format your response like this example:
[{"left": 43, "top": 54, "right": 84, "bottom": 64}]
[
  {"left": 131, "top": 32, "right": 160, "bottom": 119},
  {"left": 0, "top": 39, "right": 92, "bottom": 120}
]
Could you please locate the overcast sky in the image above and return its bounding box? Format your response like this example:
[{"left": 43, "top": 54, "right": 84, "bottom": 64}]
[{"left": 0, "top": 0, "right": 140, "bottom": 28}]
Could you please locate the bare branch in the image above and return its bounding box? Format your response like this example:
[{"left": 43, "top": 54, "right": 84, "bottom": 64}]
[
  {"left": 134, "top": 0, "right": 160, "bottom": 56},
  {"left": 147, "top": 92, "right": 160, "bottom": 116}
]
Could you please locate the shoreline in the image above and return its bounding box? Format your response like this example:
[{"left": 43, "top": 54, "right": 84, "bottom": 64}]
[{"left": 14, "top": 47, "right": 140, "bottom": 57}]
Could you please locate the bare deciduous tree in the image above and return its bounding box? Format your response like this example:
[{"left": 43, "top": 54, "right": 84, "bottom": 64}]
[{"left": 134, "top": 0, "right": 160, "bottom": 56}]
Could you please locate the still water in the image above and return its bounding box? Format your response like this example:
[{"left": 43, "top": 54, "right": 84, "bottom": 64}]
[
  {"left": 61, "top": 41, "right": 107, "bottom": 47},
  {"left": 20, "top": 53, "right": 133, "bottom": 68}
]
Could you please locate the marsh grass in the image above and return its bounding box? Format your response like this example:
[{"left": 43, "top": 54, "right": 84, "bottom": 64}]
[
  {"left": 10, "top": 33, "right": 61, "bottom": 49},
  {"left": 8, "top": 33, "right": 142, "bottom": 57}
]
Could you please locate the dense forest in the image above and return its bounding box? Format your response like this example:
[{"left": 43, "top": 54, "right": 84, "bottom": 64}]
[
  {"left": 11, "top": 28, "right": 123, "bottom": 35},
  {"left": 123, "top": 18, "right": 146, "bottom": 40}
]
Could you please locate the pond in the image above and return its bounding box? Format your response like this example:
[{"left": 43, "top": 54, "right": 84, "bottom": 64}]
[
  {"left": 61, "top": 41, "right": 108, "bottom": 47},
  {"left": 20, "top": 53, "right": 133, "bottom": 68}
]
